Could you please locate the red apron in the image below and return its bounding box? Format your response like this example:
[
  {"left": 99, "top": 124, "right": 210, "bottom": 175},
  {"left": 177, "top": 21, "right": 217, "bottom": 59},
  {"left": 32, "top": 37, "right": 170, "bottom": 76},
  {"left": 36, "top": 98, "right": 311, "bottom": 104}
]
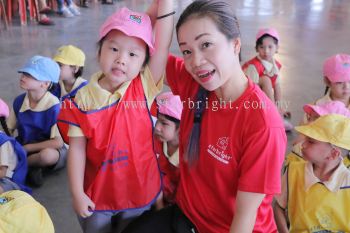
[
  {"left": 154, "top": 138, "right": 180, "bottom": 204},
  {"left": 242, "top": 56, "right": 281, "bottom": 88},
  {"left": 58, "top": 76, "right": 161, "bottom": 211}
]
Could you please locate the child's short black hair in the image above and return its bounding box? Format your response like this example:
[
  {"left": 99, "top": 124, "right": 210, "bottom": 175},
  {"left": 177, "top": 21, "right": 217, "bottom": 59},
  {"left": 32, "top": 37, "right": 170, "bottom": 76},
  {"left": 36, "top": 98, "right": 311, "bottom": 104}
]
[
  {"left": 255, "top": 34, "right": 278, "bottom": 51},
  {"left": 157, "top": 112, "right": 180, "bottom": 129}
]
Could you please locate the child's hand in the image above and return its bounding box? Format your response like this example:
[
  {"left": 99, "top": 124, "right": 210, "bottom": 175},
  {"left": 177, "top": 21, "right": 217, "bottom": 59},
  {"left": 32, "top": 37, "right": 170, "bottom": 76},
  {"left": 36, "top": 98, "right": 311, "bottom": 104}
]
[{"left": 73, "top": 192, "right": 95, "bottom": 218}]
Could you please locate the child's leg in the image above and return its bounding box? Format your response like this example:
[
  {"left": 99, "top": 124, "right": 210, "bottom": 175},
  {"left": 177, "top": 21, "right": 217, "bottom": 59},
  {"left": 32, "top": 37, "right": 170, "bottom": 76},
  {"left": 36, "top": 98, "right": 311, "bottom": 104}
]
[
  {"left": 78, "top": 212, "right": 114, "bottom": 233},
  {"left": 27, "top": 148, "right": 60, "bottom": 167},
  {"left": 258, "top": 75, "right": 275, "bottom": 101},
  {"left": 121, "top": 205, "right": 196, "bottom": 233},
  {"left": 112, "top": 205, "right": 151, "bottom": 233}
]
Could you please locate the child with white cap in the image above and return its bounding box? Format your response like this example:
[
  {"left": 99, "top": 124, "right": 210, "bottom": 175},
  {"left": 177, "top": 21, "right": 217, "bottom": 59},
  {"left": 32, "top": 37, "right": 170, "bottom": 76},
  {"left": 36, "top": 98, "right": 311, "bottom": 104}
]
[
  {"left": 242, "top": 28, "right": 293, "bottom": 131},
  {"left": 57, "top": 0, "right": 174, "bottom": 232},
  {"left": 153, "top": 92, "right": 182, "bottom": 209},
  {"left": 274, "top": 114, "right": 350, "bottom": 232},
  {"left": 6, "top": 56, "right": 66, "bottom": 187},
  {"left": 302, "top": 54, "right": 350, "bottom": 124},
  {"left": 284, "top": 100, "right": 350, "bottom": 170},
  {"left": 51, "top": 45, "right": 87, "bottom": 101},
  {"left": 0, "top": 98, "right": 28, "bottom": 194}
]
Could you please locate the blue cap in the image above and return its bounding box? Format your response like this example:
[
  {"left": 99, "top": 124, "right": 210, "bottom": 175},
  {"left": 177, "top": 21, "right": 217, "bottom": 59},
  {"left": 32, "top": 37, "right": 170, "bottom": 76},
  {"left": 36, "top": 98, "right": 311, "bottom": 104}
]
[{"left": 18, "top": 55, "right": 60, "bottom": 83}]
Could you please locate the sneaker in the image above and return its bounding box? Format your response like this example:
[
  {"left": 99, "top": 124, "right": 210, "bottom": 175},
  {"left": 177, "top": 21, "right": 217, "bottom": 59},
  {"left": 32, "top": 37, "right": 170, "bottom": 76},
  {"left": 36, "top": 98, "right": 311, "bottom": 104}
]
[
  {"left": 27, "top": 168, "right": 44, "bottom": 187},
  {"left": 58, "top": 6, "right": 74, "bottom": 17},
  {"left": 68, "top": 4, "right": 81, "bottom": 16}
]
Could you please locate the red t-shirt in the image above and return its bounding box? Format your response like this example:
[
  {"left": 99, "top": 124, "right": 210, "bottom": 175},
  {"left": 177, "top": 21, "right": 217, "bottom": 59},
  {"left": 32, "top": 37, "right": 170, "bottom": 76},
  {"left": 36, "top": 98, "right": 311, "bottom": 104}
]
[{"left": 166, "top": 54, "right": 287, "bottom": 233}]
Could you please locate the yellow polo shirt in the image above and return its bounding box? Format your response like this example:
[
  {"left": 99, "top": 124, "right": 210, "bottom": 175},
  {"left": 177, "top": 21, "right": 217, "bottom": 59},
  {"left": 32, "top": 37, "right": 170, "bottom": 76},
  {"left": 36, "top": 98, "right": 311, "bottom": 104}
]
[{"left": 58, "top": 77, "right": 87, "bottom": 97}]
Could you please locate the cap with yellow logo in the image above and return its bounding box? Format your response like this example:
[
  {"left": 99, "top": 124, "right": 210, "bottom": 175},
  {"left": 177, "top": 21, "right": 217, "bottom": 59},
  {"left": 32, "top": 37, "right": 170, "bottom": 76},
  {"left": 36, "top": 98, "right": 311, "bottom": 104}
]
[
  {"left": 53, "top": 45, "right": 85, "bottom": 67},
  {"left": 295, "top": 114, "right": 350, "bottom": 150}
]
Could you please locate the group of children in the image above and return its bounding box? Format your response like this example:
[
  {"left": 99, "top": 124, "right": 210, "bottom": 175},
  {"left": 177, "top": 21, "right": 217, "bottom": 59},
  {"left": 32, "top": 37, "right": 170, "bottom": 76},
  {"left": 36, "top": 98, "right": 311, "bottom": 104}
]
[
  {"left": 243, "top": 26, "right": 350, "bottom": 232},
  {"left": 1, "top": 0, "right": 350, "bottom": 232}
]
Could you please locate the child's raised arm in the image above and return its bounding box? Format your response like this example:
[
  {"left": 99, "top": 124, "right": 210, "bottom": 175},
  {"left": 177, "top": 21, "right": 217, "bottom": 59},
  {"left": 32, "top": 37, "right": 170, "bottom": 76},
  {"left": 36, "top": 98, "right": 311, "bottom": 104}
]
[{"left": 148, "top": 0, "right": 174, "bottom": 84}]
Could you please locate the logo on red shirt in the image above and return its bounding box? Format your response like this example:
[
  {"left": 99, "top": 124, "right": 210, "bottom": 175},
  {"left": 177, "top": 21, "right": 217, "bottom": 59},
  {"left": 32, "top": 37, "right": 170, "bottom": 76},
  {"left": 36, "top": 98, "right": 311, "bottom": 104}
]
[{"left": 207, "top": 137, "right": 232, "bottom": 164}]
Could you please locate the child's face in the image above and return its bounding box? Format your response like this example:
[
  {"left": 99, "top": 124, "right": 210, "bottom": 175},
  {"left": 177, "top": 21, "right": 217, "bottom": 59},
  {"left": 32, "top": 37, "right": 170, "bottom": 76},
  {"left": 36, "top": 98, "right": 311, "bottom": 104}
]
[
  {"left": 58, "top": 63, "right": 77, "bottom": 81},
  {"left": 99, "top": 30, "right": 147, "bottom": 88},
  {"left": 328, "top": 81, "right": 350, "bottom": 101},
  {"left": 177, "top": 16, "right": 239, "bottom": 91},
  {"left": 20, "top": 73, "right": 47, "bottom": 91},
  {"left": 154, "top": 114, "right": 178, "bottom": 143},
  {"left": 302, "top": 137, "right": 333, "bottom": 163},
  {"left": 257, "top": 37, "right": 278, "bottom": 62}
]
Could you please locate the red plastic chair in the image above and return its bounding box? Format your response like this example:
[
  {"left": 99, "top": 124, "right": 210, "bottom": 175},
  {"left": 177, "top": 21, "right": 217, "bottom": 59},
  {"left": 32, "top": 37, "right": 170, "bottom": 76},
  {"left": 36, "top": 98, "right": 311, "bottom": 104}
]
[
  {"left": 6, "top": 0, "right": 39, "bottom": 25},
  {"left": 0, "top": 0, "right": 9, "bottom": 29}
]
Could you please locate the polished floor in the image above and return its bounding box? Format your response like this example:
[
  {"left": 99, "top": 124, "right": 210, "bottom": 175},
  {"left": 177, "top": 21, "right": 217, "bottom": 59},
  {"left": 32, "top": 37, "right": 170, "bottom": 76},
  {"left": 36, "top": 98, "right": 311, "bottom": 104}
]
[{"left": 0, "top": 0, "right": 350, "bottom": 232}]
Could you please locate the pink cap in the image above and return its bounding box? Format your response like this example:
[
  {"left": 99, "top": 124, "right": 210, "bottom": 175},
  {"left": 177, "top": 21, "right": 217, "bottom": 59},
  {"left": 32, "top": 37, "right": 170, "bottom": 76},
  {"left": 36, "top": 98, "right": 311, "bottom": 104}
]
[
  {"left": 99, "top": 7, "right": 154, "bottom": 56},
  {"left": 0, "top": 98, "right": 9, "bottom": 118},
  {"left": 303, "top": 101, "right": 350, "bottom": 118},
  {"left": 156, "top": 92, "right": 183, "bottom": 120},
  {"left": 323, "top": 54, "right": 350, "bottom": 82},
  {"left": 256, "top": 28, "right": 280, "bottom": 41}
]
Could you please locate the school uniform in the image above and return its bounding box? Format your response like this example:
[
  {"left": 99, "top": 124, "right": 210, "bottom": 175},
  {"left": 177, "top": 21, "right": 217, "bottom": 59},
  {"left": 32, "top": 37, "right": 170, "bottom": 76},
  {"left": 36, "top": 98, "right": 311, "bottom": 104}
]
[
  {"left": 154, "top": 137, "right": 180, "bottom": 204},
  {"left": 50, "top": 77, "right": 88, "bottom": 101},
  {"left": 0, "top": 132, "right": 28, "bottom": 192},
  {"left": 242, "top": 56, "right": 281, "bottom": 87},
  {"left": 276, "top": 161, "right": 350, "bottom": 232},
  {"left": 7, "top": 92, "right": 66, "bottom": 170},
  {"left": 58, "top": 65, "right": 164, "bottom": 212}
]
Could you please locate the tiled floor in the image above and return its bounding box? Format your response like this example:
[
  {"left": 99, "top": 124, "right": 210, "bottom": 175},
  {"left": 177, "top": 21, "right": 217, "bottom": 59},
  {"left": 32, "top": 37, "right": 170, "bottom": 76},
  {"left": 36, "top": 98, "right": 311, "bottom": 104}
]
[{"left": 0, "top": 0, "right": 349, "bottom": 232}]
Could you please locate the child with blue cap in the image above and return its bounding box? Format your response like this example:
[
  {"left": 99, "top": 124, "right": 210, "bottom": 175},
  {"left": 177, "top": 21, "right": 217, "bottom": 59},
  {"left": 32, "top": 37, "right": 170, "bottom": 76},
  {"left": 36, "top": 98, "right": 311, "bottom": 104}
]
[{"left": 6, "top": 56, "right": 67, "bottom": 187}]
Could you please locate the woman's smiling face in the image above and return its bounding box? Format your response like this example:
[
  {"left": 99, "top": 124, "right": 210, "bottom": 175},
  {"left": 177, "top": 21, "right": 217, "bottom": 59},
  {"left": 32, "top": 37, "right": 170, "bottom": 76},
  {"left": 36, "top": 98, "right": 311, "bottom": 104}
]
[{"left": 177, "top": 16, "right": 238, "bottom": 91}]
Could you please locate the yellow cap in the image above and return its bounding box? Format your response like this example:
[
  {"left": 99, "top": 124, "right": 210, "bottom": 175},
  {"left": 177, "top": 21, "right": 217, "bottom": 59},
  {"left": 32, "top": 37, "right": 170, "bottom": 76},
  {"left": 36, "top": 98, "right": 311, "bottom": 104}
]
[
  {"left": 295, "top": 114, "right": 350, "bottom": 150},
  {"left": 53, "top": 45, "right": 85, "bottom": 67},
  {"left": 0, "top": 190, "right": 54, "bottom": 233}
]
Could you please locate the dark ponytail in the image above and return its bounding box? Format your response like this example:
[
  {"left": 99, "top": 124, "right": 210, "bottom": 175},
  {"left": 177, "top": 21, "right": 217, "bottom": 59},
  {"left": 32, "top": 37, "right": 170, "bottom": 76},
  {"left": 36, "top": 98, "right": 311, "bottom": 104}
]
[
  {"left": 185, "top": 87, "right": 208, "bottom": 166},
  {"left": 0, "top": 117, "right": 11, "bottom": 136}
]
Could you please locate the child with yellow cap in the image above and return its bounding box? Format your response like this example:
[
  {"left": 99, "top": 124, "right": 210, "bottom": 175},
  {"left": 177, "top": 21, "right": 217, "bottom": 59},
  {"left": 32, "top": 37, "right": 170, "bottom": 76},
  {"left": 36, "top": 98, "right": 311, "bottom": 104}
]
[
  {"left": 274, "top": 114, "right": 350, "bottom": 232},
  {"left": 0, "top": 190, "right": 54, "bottom": 233},
  {"left": 284, "top": 100, "right": 350, "bottom": 170},
  {"left": 52, "top": 45, "right": 87, "bottom": 101}
]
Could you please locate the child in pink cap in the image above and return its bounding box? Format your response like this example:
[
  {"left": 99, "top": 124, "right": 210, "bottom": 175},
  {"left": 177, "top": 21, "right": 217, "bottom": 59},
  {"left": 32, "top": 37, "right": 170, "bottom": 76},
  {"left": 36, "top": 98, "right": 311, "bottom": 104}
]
[
  {"left": 284, "top": 100, "right": 350, "bottom": 171},
  {"left": 301, "top": 54, "right": 350, "bottom": 125},
  {"left": 57, "top": 1, "right": 174, "bottom": 232},
  {"left": 153, "top": 92, "right": 183, "bottom": 209},
  {"left": 242, "top": 28, "right": 293, "bottom": 131},
  {"left": 0, "top": 98, "right": 29, "bottom": 194}
]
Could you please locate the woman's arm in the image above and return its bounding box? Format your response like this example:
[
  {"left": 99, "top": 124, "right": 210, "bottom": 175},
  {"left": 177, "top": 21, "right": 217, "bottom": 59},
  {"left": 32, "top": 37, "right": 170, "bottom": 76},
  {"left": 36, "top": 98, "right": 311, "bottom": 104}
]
[
  {"left": 148, "top": 0, "right": 174, "bottom": 84},
  {"left": 230, "top": 191, "right": 265, "bottom": 233},
  {"left": 68, "top": 136, "right": 95, "bottom": 217}
]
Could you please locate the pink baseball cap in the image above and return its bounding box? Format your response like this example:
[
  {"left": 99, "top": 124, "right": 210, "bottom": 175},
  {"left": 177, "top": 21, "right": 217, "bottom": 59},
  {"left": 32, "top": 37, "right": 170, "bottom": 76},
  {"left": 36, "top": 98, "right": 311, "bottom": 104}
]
[
  {"left": 156, "top": 92, "right": 183, "bottom": 120},
  {"left": 303, "top": 101, "right": 350, "bottom": 118},
  {"left": 256, "top": 28, "right": 280, "bottom": 41},
  {"left": 323, "top": 54, "right": 350, "bottom": 82},
  {"left": 99, "top": 7, "right": 155, "bottom": 55},
  {"left": 0, "top": 98, "right": 9, "bottom": 118}
]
